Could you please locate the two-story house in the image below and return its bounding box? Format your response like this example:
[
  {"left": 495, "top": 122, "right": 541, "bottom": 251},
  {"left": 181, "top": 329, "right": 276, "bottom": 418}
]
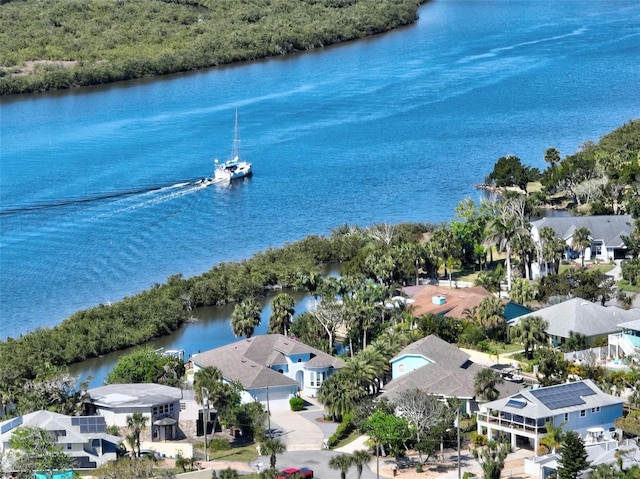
[
  {"left": 190, "top": 334, "right": 344, "bottom": 410},
  {"left": 476, "top": 379, "right": 624, "bottom": 454},
  {"left": 0, "top": 410, "right": 120, "bottom": 474},
  {"left": 85, "top": 383, "right": 184, "bottom": 442},
  {"left": 530, "top": 214, "right": 632, "bottom": 278}
]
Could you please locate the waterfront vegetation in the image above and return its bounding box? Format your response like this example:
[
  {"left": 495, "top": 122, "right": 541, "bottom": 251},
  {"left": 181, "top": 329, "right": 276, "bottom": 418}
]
[
  {"left": 0, "top": 120, "right": 639, "bottom": 423},
  {"left": 0, "top": 0, "right": 420, "bottom": 95}
]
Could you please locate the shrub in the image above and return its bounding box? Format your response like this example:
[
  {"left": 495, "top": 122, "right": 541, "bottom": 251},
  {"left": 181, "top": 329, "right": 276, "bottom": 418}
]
[
  {"left": 328, "top": 413, "right": 355, "bottom": 447},
  {"left": 290, "top": 397, "right": 305, "bottom": 411},
  {"left": 463, "top": 472, "right": 475, "bottom": 479},
  {"left": 471, "top": 432, "right": 487, "bottom": 447}
]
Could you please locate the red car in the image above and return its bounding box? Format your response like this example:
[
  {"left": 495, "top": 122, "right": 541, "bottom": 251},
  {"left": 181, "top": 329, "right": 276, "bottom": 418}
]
[{"left": 278, "top": 468, "right": 314, "bottom": 479}]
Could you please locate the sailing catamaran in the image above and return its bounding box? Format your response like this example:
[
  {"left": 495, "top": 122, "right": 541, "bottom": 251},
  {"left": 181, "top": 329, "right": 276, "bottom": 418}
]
[{"left": 200, "top": 109, "right": 252, "bottom": 186}]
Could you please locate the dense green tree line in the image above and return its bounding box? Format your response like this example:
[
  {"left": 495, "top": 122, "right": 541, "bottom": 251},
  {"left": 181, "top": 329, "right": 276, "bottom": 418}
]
[
  {"left": 0, "top": 226, "right": 430, "bottom": 386},
  {"left": 0, "top": 0, "right": 421, "bottom": 95},
  {"left": 484, "top": 119, "right": 640, "bottom": 216}
]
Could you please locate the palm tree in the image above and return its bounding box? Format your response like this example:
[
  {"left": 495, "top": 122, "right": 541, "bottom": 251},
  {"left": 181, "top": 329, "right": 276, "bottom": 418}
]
[
  {"left": 261, "top": 437, "right": 286, "bottom": 469},
  {"left": 539, "top": 226, "right": 565, "bottom": 276},
  {"left": 318, "top": 373, "right": 356, "bottom": 421},
  {"left": 351, "top": 449, "right": 371, "bottom": 479},
  {"left": 571, "top": 227, "right": 591, "bottom": 267},
  {"left": 476, "top": 296, "right": 506, "bottom": 341},
  {"left": 269, "top": 293, "right": 295, "bottom": 336},
  {"left": 444, "top": 255, "right": 462, "bottom": 288},
  {"left": 342, "top": 354, "right": 378, "bottom": 396},
  {"left": 231, "top": 298, "right": 262, "bottom": 338},
  {"left": 474, "top": 368, "right": 503, "bottom": 402},
  {"left": 356, "top": 346, "right": 389, "bottom": 395},
  {"left": 509, "top": 316, "right": 548, "bottom": 359},
  {"left": 125, "top": 412, "right": 148, "bottom": 457},
  {"left": 484, "top": 203, "right": 528, "bottom": 291},
  {"left": 540, "top": 421, "right": 566, "bottom": 454},
  {"left": 329, "top": 453, "right": 354, "bottom": 479},
  {"left": 194, "top": 366, "right": 235, "bottom": 441}
]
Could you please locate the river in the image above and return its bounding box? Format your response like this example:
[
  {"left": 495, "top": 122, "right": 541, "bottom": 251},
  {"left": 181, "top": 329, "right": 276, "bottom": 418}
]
[{"left": 1, "top": 0, "right": 639, "bottom": 382}]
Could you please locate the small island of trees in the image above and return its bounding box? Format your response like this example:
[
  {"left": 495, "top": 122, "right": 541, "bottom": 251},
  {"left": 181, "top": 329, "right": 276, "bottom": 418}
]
[{"left": 0, "top": 0, "right": 422, "bottom": 95}]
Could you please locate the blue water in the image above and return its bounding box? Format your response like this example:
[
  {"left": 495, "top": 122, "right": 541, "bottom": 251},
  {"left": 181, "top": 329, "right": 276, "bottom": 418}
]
[{"left": 1, "top": 0, "right": 639, "bottom": 340}]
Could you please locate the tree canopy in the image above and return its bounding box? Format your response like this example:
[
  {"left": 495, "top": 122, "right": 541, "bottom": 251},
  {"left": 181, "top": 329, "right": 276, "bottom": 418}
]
[{"left": 0, "top": 0, "right": 420, "bottom": 95}]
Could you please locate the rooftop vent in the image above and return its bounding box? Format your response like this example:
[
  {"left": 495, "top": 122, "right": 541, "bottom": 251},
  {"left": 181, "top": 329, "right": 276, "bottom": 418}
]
[{"left": 432, "top": 295, "right": 446, "bottom": 305}]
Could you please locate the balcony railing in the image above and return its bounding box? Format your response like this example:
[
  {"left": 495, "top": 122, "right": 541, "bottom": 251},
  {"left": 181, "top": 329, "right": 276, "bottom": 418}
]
[{"left": 477, "top": 412, "right": 547, "bottom": 435}]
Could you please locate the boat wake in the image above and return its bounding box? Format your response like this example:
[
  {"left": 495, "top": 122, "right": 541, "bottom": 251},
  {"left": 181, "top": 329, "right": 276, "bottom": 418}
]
[{"left": 0, "top": 178, "right": 206, "bottom": 216}]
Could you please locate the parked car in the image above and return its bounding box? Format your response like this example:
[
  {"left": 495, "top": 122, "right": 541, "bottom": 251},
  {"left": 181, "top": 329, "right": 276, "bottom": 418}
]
[{"left": 278, "top": 467, "right": 314, "bottom": 479}]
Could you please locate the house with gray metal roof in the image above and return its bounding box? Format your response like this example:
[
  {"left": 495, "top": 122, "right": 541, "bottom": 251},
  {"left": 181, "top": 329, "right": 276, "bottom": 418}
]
[
  {"left": 509, "top": 298, "right": 638, "bottom": 348},
  {"left": 477, "top": 379, "right": 624, "bottom": 454},
  {"left": 191, "top": 334, "right": 345, "bottom": 410},
  {"left": 530, "top": 214, "right": 633, "bottom": 278},
  {"left": 0, "top": 410, "right": 120, "bottom": 472},
  {"left": 381, "top": 335, "right": 522, "bottom": 413},
  {"left": 85, "top": 383, "right": 184, "bottom": 442}
]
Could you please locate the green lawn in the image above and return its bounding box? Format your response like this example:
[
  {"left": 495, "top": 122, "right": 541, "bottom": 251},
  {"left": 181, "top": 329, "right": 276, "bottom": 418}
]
[
  {"left": 618, "top": 280, "right": 640, "bottom": 293},
  {"left": 194, "top": 440, "right": 259, "bottom": 462}
]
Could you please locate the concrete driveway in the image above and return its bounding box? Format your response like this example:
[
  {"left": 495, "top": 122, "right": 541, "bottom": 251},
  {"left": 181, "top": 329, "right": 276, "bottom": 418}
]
[{"left": 269, "top": 397, "right": 339, "bottom": 451}]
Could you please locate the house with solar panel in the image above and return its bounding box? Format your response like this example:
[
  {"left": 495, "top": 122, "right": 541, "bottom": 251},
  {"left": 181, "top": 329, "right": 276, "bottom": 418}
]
[
  {"left": 476, "top": 379, "right": 624, "bottom": 454},
  {"left": 85, "top": 383, "right": 185, "bottom": 442},
  {"left": 190, "top": 334, "right": 345, "bottom": 410},
  {"left": 0, "top": 410, "right": 120, "bottom": 472}
]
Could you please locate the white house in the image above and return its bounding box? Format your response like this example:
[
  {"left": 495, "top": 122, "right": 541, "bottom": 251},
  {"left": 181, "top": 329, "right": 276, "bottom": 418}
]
[
  {"left": 190, "top": 334, "right": 345, "bottom": 411},
  {"left": 530, "top": 214, "right": 633, "bottom": 278},
  {"left": 0, "top": 410, "right": 120, "bottom": 473},
  {"left": 85, "top": 383, "right": 185, "bottom": 442},
  {"left": 476, "top": 379, "right": 624, "bottom": 454},
  {"left": 509, "top": 298, "right": 639, "bottom": 348}
]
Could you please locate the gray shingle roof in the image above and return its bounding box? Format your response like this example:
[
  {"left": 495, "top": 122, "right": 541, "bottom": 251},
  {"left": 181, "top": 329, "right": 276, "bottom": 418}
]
[
  {"left": 531, "top": 215, "right": 633, "bottom": 246},
  {"left": 391, "top": 334, "right": 471, "bottom": 366},
  {"left": 512, "top": 298, "right": 639, "bottom": 339},
  {"left": 192, "top": 334, "right": 344, "bottom": 389},
  {"left": 383, "top": 335, "right": 522, "bottom": 400}
]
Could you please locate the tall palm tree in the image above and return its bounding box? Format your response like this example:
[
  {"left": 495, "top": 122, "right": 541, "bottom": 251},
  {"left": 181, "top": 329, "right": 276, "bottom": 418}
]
[
  {"left": 473, "top": 368, "right": 503, "bottom": 402},
  {"left": 269, "top": 293, "right": 295, "bottom": 336},
  {"left": 231, "top": 298, "right": 262, "bottom": 338},
  {"left": 351, "top": 450, "right": 371, "bottom": 479},
  {"left": 194, "top": 366, "right": 234, "bottom": 440},
  {"left": 329, "top": 453, "right": 354, "bottom": 479},
  {"left": 125, "top": 412, "right": 148, "bottom": 457},
  {"left": 444, "top": 256, "right": 462, "bottom": 288},
  {"left": 510, "top": 316, "right": 548, "bottom": 359},
  {"left": 571, "top": 227, "right": 591, "bottom": 267},
  {"left": 539, "top": 226, "right": 565, "bottom": 276},
  {"left": 484, "top": 203, "right": 528, "bottom": 291},
  {"left": 261, "top": 437, "right": 286, "bottom": 469}
]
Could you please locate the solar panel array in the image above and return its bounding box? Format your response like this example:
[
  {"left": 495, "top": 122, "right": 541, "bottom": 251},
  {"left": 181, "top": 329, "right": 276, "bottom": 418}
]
[
  {"left": 0, "top": 416, "right": 23, "bottom": 434},
  {"left": 530, "top": 382, "right": 596, "bottom": 410},
  {"left": 71, "top": 416, "right": 106, "bottom": 434}
]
